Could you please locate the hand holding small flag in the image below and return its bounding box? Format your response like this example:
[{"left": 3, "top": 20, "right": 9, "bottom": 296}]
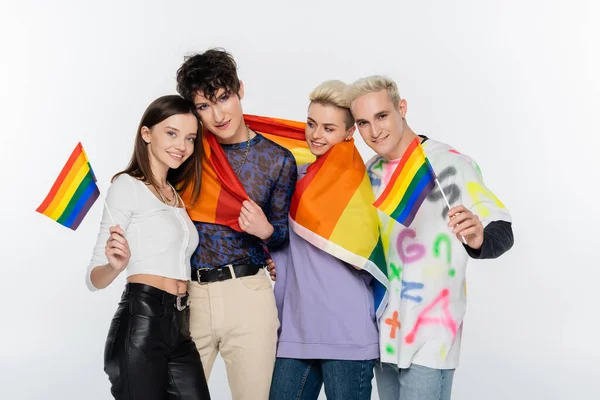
[
  {"left": 372, "top": 137, "right": 469, "bottom": 244},
  {"left": 105, "top": 225, "right": 130, "bottom": 272},
  {"left": 447, "top": 206, "right": 484, "bottom": 250}
]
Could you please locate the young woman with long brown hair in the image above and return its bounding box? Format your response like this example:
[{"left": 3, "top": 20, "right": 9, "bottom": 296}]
[{"left": 86, "top": 95, "right": 210, "bottom": 399}]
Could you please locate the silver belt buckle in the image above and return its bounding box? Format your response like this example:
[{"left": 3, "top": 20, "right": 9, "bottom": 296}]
[
  {"left": 176, "top": 294, "right": 190, "bottom": 311},
  {"left": 225, "top": 263, "right": 236, "bottom": 279},
  {"left": 196, "top": 268, "right": 210, "bottom": 285}
]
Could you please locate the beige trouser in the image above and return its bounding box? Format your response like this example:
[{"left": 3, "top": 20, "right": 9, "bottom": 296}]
[{"left": 188, "top": 269, "right": 280, "bottom": 400}]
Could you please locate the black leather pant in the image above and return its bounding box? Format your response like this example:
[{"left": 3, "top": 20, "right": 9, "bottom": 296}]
[{"left": 104, "top": 283, "right": 211, "bottom": 400}]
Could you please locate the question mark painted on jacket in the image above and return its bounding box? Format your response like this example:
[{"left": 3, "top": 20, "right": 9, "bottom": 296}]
[{"left": 433, "top": 233, "right": 454, "bottom": 277}]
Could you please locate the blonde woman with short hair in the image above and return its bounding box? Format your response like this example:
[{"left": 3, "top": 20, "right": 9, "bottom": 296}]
[{"left": 267, "top": 80, "right": 381, "bottom": 400}]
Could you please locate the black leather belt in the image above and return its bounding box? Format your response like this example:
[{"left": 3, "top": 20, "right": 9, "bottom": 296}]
[
  {"left": 191, "top": 264, "right": 264, "bottom": 284},
  {"left": 124, "top": 282, "right": 190, "bottom": 311}
]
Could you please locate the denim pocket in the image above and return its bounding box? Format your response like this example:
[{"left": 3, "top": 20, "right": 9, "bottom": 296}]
[{"left": 104, "top": 319, "right": 120, "bottom": 364}]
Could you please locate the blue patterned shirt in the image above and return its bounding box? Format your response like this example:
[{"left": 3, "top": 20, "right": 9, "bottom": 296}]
[{"left": 191, "top": 133, "right": 297, "bottom": 270}]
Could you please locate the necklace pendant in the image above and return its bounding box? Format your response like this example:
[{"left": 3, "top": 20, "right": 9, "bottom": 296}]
[{"left": 235, "top": 125, "right": 252, "bottom": 177}]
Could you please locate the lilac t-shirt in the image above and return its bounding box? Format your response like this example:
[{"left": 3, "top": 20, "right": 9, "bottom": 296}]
[{"left": 272, "top": 165, "right": 379, "bottom": 361}]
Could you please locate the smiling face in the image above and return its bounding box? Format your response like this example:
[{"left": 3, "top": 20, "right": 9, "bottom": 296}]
[
  {"left": 141, "top": 113, "right": 198, "bottom": 179},
  {"left": 350, "top": 89, "right": 408, "bottom": 160},
  {"left": 193, "top": 85, "right": 247, "bottom": 145},
  {"left": 305, "top": 102, "right": 355, "bottom": 157},
  {"left": 175, "top": 49, "right": 245, "bottom": 145}
]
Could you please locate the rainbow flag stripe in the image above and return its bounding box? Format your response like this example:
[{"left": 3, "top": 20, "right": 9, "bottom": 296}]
[
  {"left": 181, "top": 114, "right": 315, "bottom": 231},
  {"left": 181, "top": 126, "right": 249, "bottom": 231},
  {"left": 245, "top": 114, "right": 316, "bottom": 167},
  {"left": 36, "top": 142, "right": 100, "bottom": 230},
  {"left": 373, "top": 137, "right": 436, "bottom": 227}
]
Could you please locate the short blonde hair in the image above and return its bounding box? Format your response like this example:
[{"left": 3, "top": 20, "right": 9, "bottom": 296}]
[
  {"left": 345, "top": 75, "right": 401, "bottom": 107},
  {"left": 309, "top": 80, "right": 355, "bottom": 129}
]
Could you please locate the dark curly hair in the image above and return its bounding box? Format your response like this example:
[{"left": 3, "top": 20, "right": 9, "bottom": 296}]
[{"left": 176, "top": 48, "right": 241, "bottom": 103}]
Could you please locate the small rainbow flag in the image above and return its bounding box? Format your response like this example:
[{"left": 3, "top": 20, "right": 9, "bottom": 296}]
[
  {"left": 181, "top": 114, "right": 315, "bottom": 231},
  {"left": 36, "top": 142, "right": 100, "bottom": 230},
  {"left": 373, "top": 137, "right": 436, "bottom": 227}
]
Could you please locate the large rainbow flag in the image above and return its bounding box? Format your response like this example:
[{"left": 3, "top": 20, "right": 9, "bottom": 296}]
[
  {"left": 36, "top": 142, "right": 100, "bottom": 230},
  {"left": 289, "top": 139, "right": 389, "bottom": 317},
  {"left": 181, "top": 114, "right": 316, "bottom": 231},
  {"left": 373, "top": 137, "right": 436, "bottom": 227}
]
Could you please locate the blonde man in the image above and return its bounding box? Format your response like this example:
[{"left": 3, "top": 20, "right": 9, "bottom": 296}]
[
  {"left": 268, "top": 80, "right": 380, "bottom": 400},
  {"left": 347, "top": 75, "right": 514, "bottom": 400}
]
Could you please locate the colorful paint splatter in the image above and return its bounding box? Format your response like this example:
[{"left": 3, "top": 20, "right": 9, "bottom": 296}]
[{"left": 368, "top": 138, "right": 511, "bottom": 369}]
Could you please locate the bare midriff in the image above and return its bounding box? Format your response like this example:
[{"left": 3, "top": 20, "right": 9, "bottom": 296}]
[{"left": 127, "top": 274, "right": 188, "bottom": 295}]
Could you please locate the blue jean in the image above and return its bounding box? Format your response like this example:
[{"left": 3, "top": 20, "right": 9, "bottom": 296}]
[
  {"left": 375, "top": 362, "right": 455, "bottom": 400},
  {"left": 269, "top": 357, "right": 376, "bottom": 400}
]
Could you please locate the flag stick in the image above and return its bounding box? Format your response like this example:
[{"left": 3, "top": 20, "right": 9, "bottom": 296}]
[
  {"left": 435, "top": 178, "right": 467, "bottom": 245},
  {"left": 102, "top": 196, "right": 116, "bottom": 226}
]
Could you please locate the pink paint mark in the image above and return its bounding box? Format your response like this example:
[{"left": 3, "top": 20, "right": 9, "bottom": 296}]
[
  {"left": 404, "top": 289, "right": 457, "bottom": 344},
  {"left": 449, "top": 149, "right": 461, "bottom": 154},
  {"left": 397, "top": 229, "right": 425, "bottom": 264},
  {"left": 382, "top": 159, "right": 400, "bottom": 187}
]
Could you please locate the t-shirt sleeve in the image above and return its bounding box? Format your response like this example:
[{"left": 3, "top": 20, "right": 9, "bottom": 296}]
[{"left": 464, "top": 220, "right": 514, "bottom": 259}]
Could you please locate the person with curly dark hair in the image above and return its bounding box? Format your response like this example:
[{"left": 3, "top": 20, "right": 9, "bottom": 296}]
[{"left": 175, "top": 48, "right": 297, "bottom": 400}]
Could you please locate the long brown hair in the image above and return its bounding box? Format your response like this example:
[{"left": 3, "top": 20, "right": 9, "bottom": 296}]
[{"left": 113, "top": 95, "right": 202, "bottom": 205}]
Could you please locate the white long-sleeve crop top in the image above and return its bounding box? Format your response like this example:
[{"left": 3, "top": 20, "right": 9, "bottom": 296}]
[{"left": 86, "top": 173, "right": 199, "bottom": 291}]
